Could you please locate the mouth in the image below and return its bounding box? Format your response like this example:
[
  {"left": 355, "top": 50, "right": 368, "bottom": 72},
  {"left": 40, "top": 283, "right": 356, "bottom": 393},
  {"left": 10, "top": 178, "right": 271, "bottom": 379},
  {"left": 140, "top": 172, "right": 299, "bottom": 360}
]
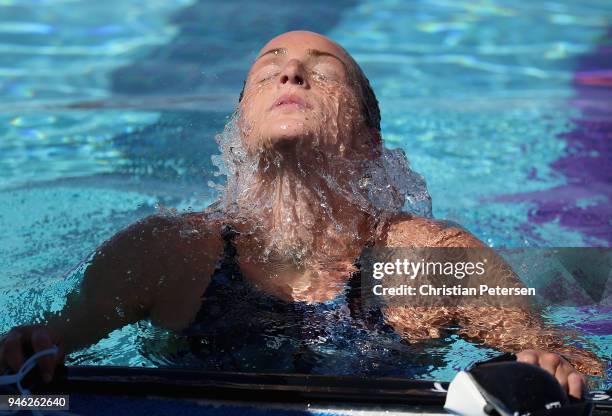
[{"left": 270, "top": 93, "right": 310, "bottom": 111}]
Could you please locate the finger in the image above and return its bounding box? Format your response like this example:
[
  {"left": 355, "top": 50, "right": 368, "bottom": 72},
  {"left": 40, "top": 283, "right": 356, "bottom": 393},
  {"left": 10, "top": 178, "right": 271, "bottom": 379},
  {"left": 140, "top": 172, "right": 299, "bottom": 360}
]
[
  {"left": 516, "top": 350, "right": 538, "bottom": 366},
  {"left": 568, "top": 372, "right": 584, "bottom": 400},
  {"left": 540, "top": 353, "right": 561, "bottom": 378},
  {"left": 46, "top": 328, "right": 65, "bottom": 362},
  {"left": 2, "top": 331, "right": 25, "bottom": 372},
  {"left": 31, "top": 329, "right": 56, "bottom": 382},
  {"left": 555, "top": 363, "right": 570, "bottom": 392}
]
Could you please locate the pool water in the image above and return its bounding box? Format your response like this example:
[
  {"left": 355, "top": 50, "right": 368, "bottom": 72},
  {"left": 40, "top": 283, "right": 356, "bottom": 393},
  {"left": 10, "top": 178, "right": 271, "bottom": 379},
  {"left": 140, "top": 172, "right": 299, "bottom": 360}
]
[{"left": 1, "top": 0, "right": 610, "bottom": 388}]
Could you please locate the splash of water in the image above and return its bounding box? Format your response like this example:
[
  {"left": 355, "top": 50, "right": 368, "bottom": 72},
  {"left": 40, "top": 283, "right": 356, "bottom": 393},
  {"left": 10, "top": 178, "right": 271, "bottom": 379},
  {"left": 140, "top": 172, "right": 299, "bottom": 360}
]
[{"left": 209, "top": 110, "right": 432, "bottom": 263}]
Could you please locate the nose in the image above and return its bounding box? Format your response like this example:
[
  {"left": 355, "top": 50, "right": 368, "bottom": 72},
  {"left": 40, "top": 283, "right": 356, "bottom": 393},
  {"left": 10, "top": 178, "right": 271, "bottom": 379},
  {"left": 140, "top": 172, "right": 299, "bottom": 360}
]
[{"left": 278, "top": 59, "right": 308, "bottom": 87}]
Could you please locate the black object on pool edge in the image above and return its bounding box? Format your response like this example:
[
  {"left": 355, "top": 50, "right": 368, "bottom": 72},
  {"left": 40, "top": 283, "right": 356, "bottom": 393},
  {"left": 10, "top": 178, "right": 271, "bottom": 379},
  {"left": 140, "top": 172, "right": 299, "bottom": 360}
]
[{"left": 445, "top": 361, "right": 597, "bottom": 415}]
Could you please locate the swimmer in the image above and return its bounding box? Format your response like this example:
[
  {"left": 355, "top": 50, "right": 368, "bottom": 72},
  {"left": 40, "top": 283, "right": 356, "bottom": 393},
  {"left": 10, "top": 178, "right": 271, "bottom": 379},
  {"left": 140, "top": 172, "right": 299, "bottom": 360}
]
[{"left": 0, "top": 31, "right": 603, "bottom": 398}]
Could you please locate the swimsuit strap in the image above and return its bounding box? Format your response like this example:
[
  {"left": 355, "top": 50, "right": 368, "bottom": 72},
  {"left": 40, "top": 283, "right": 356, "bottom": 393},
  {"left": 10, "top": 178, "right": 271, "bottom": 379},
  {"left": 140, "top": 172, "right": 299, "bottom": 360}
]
[{"left": 217, "top": 223, "right": 242, "bottom": 283}]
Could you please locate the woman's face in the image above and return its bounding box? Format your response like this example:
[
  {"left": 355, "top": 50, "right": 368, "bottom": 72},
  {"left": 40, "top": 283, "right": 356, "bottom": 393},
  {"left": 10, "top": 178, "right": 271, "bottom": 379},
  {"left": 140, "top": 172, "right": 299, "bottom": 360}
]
[{"left": 238, "top": 31, "right": 370, "bottom": 158}]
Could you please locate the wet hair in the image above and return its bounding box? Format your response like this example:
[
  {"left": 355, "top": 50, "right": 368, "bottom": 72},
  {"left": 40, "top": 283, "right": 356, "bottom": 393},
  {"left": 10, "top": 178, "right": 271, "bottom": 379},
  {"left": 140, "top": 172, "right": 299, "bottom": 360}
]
[
  {"left": 345, "top": 55, "right": 381, "bottom": 132},
  {"left": 237, "top": 56, "right": 381, "bottom": 132}
]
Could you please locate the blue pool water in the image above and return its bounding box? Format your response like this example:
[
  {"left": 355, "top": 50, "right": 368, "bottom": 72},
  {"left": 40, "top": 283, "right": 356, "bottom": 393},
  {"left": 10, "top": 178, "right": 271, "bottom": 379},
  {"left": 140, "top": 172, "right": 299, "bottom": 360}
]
[{"left": 0, "top": 0, "right": 610, "bottom": 388}]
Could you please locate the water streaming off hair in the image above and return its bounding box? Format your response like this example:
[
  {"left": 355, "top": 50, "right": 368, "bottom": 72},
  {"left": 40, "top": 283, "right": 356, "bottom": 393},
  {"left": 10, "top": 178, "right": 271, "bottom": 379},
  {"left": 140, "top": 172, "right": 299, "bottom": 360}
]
[{"left": 211, "top": 110, "right": 433, "bottom": 224}]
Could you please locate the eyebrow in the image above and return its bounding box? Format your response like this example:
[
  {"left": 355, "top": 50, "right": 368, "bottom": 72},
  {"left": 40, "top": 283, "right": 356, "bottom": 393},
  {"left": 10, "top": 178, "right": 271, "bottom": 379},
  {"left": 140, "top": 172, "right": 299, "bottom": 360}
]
[{"left": 254, "top": 47, "right": 347, "bottom": 70}]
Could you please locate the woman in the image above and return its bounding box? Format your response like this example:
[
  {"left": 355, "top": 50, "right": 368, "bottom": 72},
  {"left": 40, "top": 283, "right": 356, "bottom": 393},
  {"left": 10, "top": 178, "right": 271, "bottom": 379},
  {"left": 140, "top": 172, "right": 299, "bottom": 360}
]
[{"left": 0, "top": 31, "right": 602, "bottom": 398}]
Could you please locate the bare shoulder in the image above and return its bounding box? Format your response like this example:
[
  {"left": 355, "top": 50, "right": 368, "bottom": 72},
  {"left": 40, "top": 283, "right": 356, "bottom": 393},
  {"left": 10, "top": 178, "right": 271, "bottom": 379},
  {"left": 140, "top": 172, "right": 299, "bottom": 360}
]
[
  {"left": 85, "top": 210, "right": 226, "bottom": 292},
  {"left": 84, "top": 210, "right": 227, "bottom": 330},
  {"left": 108, "top": 210, "right": 225, "bottom": 248},
  {"left": 383, "top": 213, "right": 486, "bottom": 248}
]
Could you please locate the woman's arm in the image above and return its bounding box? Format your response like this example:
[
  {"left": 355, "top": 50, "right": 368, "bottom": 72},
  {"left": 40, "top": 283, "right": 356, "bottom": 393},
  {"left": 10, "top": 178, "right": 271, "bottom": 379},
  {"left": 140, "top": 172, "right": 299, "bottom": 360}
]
[
  {"left": 1, "top": 212, "right": 223, "bottom": 380},
  {"left": 46, "top": 212, "right": 224, "bottom": 350},
  {"left": 380, "top": 215, "right": 604, "bottom": 398},
  {"left": 455, "top": 305, "right": 605, "bottom": 377}
]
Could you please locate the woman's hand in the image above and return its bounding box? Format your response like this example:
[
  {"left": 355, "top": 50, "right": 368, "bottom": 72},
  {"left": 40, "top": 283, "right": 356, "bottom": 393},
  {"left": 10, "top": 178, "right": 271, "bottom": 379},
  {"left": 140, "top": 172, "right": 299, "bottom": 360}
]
[
  {"left": 516, "top": 349, "right": 586, "bottom": 399},
  {"left": 0, "top": 324, "right": 65, "bottom": 383}
]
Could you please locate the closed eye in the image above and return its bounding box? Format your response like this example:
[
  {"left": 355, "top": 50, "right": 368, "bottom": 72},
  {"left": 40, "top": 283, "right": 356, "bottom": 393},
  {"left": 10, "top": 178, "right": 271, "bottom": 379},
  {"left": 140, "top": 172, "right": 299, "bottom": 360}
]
[
  {"left": 311, "top": 62, "right": 342, "bottom": 83},
  {"left": 258, "top": 70, "right": 280, "bottom": 84},
  {"left": 312, "top": 71, "right": 329, "bottom": 82}
]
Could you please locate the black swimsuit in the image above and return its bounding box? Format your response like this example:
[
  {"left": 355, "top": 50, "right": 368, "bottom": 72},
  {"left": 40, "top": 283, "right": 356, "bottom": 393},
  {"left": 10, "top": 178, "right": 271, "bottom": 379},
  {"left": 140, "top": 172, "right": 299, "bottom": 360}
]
[{"left": 139, "top": 224, "right": 449, "bottom": 376}]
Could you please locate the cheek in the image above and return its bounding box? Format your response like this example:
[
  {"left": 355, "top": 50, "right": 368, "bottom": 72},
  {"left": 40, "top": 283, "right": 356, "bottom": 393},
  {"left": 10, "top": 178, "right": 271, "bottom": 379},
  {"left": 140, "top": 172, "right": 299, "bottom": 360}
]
[
  {"left": 318, "top": 86, "right": 362, "bottom": 130},
  {"left": 310, "top": 86, "right": 342, "bottom": 124},
  {"left": 237, "top": 104, "right": 253, "bottom": 138},
  {"left": 338, "top": 91, "right": 364, "bottom": 130},
  {"left": 316, "top": 80, "right": 360, "bottom": 113},
  {"left": 238, "top": 90, "right": 267, "bottom": 135},
  {"left": 338, "top": 84, "right": 362, "bottom": 114}
]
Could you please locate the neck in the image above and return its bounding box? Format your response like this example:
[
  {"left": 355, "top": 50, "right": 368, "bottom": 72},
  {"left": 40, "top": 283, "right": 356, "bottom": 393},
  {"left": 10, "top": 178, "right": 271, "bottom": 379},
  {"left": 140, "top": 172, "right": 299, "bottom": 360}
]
[{"left": 223, "top": 146, "right": 377, "bottom": 263}]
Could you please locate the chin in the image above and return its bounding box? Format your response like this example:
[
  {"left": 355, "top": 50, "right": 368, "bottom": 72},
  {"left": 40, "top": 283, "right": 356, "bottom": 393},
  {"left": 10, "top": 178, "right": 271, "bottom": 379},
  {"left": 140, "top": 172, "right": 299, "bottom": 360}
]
[{"left": 263, "top": 121, "right": 312, "bottom": 150}]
